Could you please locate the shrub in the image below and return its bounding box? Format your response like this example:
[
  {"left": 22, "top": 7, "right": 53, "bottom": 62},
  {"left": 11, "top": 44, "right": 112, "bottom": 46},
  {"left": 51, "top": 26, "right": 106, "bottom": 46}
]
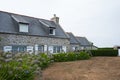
[
  {"left": 37, "top": 53, "right": 51, "bottom": 69},
  {"left": 0, "top": 53, "right": 35, "bottom": 80},
  {"left": 52, "top": 52, "right": 90, "bottom": 62},
  {"left": 76, "top": 52, "right": 90, "bottom": 60},
  {"left": 67, "top": 52, "right": 76, "bottom": 61},
  {"left": 98, "top": 48, "right": 114, "bottom": 50},
  {"left": 91, "top": 50, "right": 118, "bottom": 56},
  {"left": 0, "top": 52, "right": 51, "bottom": 80},
  {"left": 52, "top": 53, "right": 67, "bottom": 62}
]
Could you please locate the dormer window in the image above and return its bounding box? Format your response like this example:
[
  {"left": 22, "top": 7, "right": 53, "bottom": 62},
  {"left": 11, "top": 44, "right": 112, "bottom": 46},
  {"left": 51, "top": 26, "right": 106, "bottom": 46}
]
[
  {"left": 19, "top": 23, "right": 29, "bottom": 33},
  {"left": 11, "top": 15, "right": 29, "bottom": 33},
  {"left": 49, "top": 28, "right": 55, "bottom": 35}
]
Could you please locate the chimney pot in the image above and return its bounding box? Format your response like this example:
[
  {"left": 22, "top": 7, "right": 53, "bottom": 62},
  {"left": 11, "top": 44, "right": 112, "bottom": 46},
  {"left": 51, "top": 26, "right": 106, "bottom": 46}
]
[{"left": 51, "top": 14, "right": 59, "bottom": 24}]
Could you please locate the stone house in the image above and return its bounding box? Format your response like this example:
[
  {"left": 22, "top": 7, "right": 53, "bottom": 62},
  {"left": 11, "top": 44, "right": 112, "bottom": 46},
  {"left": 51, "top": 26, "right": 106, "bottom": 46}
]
[
  {"left": 66, "top": 32, "right": 97, "bottom": 51},
  {"left": 0, "top": 11, "right": 70, "bottom": 54},
  {"left": 76, "top": 37, "right": 93, "bottom": 50},
  {"left": 66, "top": 32, "right": 79, "bottom": 51}
]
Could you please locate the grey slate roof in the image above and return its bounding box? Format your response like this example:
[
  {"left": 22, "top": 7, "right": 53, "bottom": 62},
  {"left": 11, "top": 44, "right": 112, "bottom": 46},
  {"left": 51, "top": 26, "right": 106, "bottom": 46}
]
[
  {"left": 66, "top": 32, "right": 79, "bottom": 44},
  {"left": 39, "top": 19, "right": 56, "bottom": 28},
  {"left": 0, "top": 11, "right": 69, "bottom": 39},
  {"left": 12, "top": 15, "right": 29, "bottom": 24},
  {"left": 76, "top": 37, "right": 91, "bottom": 46}
]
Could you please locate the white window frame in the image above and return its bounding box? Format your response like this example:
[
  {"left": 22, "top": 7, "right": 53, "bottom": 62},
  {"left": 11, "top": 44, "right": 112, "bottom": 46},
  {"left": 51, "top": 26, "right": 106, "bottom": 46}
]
[
  {"left": 53, "top": 46, "right": 62, "bottom": 53},
  {"left": 4, "top": 46, "right": 12, "bottom": 52},
  {"left": 19, "top": 23, "right": 29, "bottom": 32},
  {"left": 49, "top": 28, "right": 55, "bottom": 35}
]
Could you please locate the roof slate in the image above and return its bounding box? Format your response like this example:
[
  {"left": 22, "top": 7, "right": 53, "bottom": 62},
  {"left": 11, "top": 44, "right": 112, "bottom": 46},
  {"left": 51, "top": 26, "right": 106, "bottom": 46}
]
[
  {"left": 11, "top": 15, "right": 29, "bottom": 23},
  {"left": 67, "top": 32, "right": 79, "bottom": 44},
  {"left": 0, "top": 11, "right": 69, "bottom": 39},
  {"left": 76, "top": 37, "right": 91, "bottom": 46}
]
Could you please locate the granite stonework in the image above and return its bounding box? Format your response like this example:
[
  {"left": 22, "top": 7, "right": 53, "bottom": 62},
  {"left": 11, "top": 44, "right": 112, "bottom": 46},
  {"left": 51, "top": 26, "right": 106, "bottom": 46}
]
[
  {"left": 0, "top": 33, "right": 70, "bottom": 52},
  {"left": 69, "top": 44, "right": 79, "bottom": 51}
]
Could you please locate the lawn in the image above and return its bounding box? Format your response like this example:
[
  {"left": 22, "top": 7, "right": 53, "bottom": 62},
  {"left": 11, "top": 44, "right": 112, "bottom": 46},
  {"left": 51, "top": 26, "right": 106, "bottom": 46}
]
[{"left": 43, "top": 57, "right": 120, "bottom": 80}]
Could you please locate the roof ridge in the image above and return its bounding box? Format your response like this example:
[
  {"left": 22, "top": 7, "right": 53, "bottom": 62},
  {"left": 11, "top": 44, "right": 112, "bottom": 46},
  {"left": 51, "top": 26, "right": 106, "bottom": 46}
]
[{"left": 0, "top": 10, "right": 50, "bottom": 21}]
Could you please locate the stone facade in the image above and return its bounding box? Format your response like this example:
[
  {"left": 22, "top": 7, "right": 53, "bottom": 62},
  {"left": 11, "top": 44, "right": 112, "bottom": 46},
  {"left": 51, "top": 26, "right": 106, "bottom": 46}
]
[
  {"left": 0, "top": 33, "right": 70, "bottom": 53},
  {"left": 69, "top": 44, "right": 79, "bottom": 51}
]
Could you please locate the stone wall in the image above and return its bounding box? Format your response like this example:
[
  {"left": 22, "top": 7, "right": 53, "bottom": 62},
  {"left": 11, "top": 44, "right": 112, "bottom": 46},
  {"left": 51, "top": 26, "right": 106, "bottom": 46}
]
[
  {"left": 0, "top": 33, "right": 70, "bottom": 52},
  {"left": 69, "top": 44, "right": 79, "bottom": 51}
]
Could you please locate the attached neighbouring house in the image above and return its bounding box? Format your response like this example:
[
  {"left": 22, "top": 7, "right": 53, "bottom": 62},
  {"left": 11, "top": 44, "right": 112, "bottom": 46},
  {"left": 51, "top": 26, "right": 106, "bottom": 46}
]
[
  {"left": 66, "top": 32, "right": 79, "bottom": 51},
  {"left": 67, "top": 32, "right": 97, "bottom": 51},
  {"left": 76, "top": 37, "right": 95, "bottom": 50},
  {"left": 0, "top": 11, "right": 70, "bottom": 54}
]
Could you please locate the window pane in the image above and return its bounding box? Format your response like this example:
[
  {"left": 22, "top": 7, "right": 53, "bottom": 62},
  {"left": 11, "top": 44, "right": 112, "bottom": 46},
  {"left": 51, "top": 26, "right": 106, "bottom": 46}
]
[
  {"left": 53, "top": 46, "right": 62, "bottom": 53},
  {"left": 38, "top": 45, "right": 44, "bottom": 53},
  {"left": 12, "top": 45, "right": 27, "bottom": 53},
  {"left": 19, "top": 46, "right": 27, "bottom": 52},
  {"left": 49, "top": 28, "right": 55, "bottom": 35},
  {"left": 19, "top": 24, "right": 28, "bottom": 32},
  {"left": 50, "top": 29, "right": 53, "bottom": 34},
  {"left": 53, "top": 46, "right": 56, "bottom": 53}
]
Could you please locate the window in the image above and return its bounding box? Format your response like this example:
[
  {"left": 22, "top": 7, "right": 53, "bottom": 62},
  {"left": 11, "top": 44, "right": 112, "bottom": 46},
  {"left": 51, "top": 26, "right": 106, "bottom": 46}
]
[
  {"left": 38, "top": 45, "right": 44, "bottom": 53},
  {"left": 49, "top": 28, "right": 55, "bottom": 35},
  {"left": 53, "top": 46, "right": 62, "bottom": 53},
  {"left": 72, "top": 46, "right": 78, "bottom": 51},
  {"left": 19, "top": 23, "right": 29, "bottom": 32},
  {"left": 12, "top": 45, "right": 27, "bottom": 53},
  {"left": 4, "top": 46, "right": 12, "bottom": 52}
]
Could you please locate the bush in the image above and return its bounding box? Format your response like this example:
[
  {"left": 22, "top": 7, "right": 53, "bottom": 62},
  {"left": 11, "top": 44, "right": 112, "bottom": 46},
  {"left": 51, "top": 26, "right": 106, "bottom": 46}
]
[
  {"left": 52, "top": 52, "right": 90, "bottom": 62},
  {"left": 91, "top": 50, "right": 118, "bottom": 56},
  {"left": 98, "top": 48, "right": 114, "bottom": 50},
  {"left": 37, "top": 53, "right": 51, "bottom": 69},
  {"left": 67, "top": 52, "right": 76, "bottom": 61},
  {"left": 76, "top": 52, "right": 90, "bottom": 60},
  {"left": 0, "top": 52, "right": 51, "bottom": 80},
  {"left": 52, "top": 53, "right": 67, "bottom": 62},
  {"left": 0, "top": 53, "right": 35, "bottom": 80}
]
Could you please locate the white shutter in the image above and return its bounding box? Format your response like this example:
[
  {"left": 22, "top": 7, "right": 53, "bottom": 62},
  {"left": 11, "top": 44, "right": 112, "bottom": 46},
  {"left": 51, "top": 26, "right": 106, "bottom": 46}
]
[
  {"left": 35, "top": 44, "right": 38, "bottom": 54},
  {"left": 27, "top": 46, "right": 33, "bottom": 54},
  {"left": 62, "top": 46, "right": 66, "bottom": 53},
  {"left": 48, "top": 46, "right": 53, "bottom": 53},
  {"left": 4, "top": 46, "right": 12, "bottom": 52},
  {"left": 44, "top": 45, "right": 47, "bottom": 52}
]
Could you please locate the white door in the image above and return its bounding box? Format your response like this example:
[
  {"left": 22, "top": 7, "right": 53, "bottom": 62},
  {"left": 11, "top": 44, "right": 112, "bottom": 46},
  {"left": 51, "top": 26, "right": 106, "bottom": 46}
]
[{"left": 119, "top": 49, "right": 120, "bottom": 56}]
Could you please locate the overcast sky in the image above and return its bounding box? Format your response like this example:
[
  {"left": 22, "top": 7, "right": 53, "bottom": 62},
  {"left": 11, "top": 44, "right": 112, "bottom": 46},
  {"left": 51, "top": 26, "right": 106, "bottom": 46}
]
[{"left": 0, "top": 0, "right": 120, "bottom": 47}]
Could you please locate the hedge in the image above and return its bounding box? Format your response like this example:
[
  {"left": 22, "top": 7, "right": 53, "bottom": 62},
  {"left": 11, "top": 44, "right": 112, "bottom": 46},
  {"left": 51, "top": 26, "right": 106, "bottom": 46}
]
[
  {"left": 91, "top": 50, "right": 118, "bottom": 56},
  {"left": 52, "top": 52, "right": 90, "bottom": 62},
  {"left": 98, "top": 48, "right": 114, "bottom": 50}
]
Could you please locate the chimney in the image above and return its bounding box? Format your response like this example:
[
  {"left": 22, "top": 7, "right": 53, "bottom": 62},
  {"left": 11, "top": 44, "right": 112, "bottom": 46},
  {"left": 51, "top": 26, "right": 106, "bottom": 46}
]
[{"left": 51, "top": 14, "right": 59, "bottom": 24}]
